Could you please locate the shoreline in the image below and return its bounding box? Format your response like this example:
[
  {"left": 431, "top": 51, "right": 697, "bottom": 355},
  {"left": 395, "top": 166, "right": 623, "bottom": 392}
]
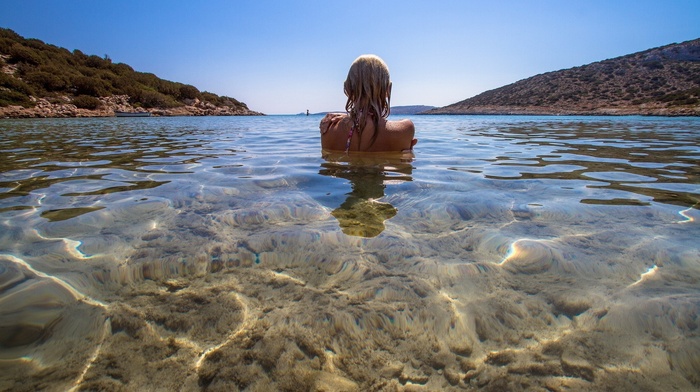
[
  {"left": 419, "top": 112, "right": 700, "bottom": 117},
  {"left": 419, "top": 104, "right": 700, "bottom": 117},
  {"left": 0, "top": 95, "right": 264, "bottom": 119},
  {"left": 422, "top": 104, "right": 700, "bottom": 117}
]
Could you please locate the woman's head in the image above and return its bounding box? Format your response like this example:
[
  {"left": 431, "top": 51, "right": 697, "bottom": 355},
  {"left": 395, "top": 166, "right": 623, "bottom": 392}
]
[{"left": 344, "top": 55, "right": 392, "bottom": 119}]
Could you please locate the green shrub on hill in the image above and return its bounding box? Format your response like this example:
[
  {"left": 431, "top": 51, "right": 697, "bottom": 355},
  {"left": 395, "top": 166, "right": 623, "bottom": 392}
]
[
  {"left": 0, "top": 27, "right": 251, "bottom": 112},
  {"left": 0, "top": 89, "right": 32, "bottom": 107},
  {"left": 9, "top": 43, "right": 41, "bottom": 65},
  {"left": 73, "top": 75, "right": 106, "bottom": 96},
  {"left": 179, "top": 84, "right": 200, "bottom": 100},
  {"left": 0, "top": 73, "right": 30, "bottom": 92},
  {"left": 24, "top": 70, "right": 67, "bottom": 92},
  {"left": 72, "top": 95, "right": 101, "bottom": 109}
]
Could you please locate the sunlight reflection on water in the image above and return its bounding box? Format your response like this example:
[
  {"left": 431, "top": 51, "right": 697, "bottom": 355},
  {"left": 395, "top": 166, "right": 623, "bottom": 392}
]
[{"left": 0, "top": 115, "right": 699, "bottom": 390}]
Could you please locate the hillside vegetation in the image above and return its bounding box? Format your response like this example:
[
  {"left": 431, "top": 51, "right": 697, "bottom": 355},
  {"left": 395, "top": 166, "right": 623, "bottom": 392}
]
[
  {"left": 426, "top": 39, "right": 700, "bottom": 116},
  {"left": 0, "top": 28, "right": 260, "bottom": 117}
]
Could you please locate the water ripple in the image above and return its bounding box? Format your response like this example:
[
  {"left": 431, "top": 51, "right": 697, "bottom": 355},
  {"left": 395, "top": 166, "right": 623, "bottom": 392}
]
[{"left": 0, "top": 116, "right": 698, "bottom": 390}]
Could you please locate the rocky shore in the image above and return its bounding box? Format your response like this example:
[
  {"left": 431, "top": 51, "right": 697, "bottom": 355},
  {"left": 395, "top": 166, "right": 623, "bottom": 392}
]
[
  {"left": 0, "top": 95, "right": 263, "bottom": 118},
  {"left": 425, "top": 103, "right": 700, "bottom": 116}
]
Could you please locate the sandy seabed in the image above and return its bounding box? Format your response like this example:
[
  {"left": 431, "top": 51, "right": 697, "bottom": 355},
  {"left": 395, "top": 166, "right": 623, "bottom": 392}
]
[
  {"left": 1, "top": 178, "right": 698, "bottom": 392},
  {"left": 1, "top": 115, "right": 699, "bottom": 391}
]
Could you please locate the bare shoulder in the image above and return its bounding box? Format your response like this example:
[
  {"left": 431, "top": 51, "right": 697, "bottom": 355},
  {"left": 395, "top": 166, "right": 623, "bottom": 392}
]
[
  {"left": 383, "top": 118, "right": 417, "bottom": 151},
  {"left": 386, "top": 118, "right": 415, "bottom": 135},
  {"left": 320, "top": 112, "right": 349, "bottom": 135}
]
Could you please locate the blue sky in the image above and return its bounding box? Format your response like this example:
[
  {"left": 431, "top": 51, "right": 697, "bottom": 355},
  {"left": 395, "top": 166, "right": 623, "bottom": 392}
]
[{"left": 1, "top": 0, "right": 699, "bottom": 114}]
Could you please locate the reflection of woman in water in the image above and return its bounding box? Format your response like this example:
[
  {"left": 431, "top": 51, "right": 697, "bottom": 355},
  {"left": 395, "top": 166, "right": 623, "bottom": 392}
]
[
  {"left": 319, "top": 152, "right": 413, "bottom": 237},
  {"left": 320, "top": 55, "right": 417, "bottom": 153}
]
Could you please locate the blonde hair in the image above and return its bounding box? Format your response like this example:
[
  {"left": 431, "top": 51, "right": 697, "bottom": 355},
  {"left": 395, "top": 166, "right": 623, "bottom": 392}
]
[{"left": 344, "top": 55, "right": 392, "bottom": 147}]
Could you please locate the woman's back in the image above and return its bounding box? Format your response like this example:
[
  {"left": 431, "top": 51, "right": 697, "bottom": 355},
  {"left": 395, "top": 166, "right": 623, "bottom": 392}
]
[{"left": 320, "top": 113, "right": 416, "bottom": 152}]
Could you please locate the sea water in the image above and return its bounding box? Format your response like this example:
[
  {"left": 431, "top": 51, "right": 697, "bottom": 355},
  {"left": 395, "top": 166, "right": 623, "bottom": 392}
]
[{"left": 0, "top": 115, "right": 698, "bottom": 391}]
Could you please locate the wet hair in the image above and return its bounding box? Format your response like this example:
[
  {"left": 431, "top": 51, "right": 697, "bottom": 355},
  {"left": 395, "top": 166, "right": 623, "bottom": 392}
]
[{"left": 344, "top": 54, "right": 392, "bottom": 148}]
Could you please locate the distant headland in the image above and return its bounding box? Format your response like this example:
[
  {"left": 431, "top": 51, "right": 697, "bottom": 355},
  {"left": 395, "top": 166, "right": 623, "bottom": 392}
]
[
  {"left": 391, "top": 105, "right": 436, "bottom": 115},
  {"left": 424, "top": 38, "right": 700, "bottom": 116},
  {"left": 0, "top": 28, "right": 263, "bottom": 118}
]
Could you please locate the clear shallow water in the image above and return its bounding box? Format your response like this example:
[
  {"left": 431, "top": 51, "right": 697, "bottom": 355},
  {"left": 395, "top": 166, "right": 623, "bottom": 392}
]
[{"left": 0, "top": 115, "right": 699, "bottom": 391}]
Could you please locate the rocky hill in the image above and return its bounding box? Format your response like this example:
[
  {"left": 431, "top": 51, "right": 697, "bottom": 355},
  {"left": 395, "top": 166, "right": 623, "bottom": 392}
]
[
  {"left": 426, "top": 39, "right": 700, "bottom": 116},
  {"left": 0, "top": 28, "right": 262, "bottom": 118}
]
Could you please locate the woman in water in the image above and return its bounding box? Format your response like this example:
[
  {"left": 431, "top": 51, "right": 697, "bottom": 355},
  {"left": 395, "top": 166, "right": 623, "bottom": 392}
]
[{"left": 320, "top": 55, "right": 417, "bottom": 152}]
